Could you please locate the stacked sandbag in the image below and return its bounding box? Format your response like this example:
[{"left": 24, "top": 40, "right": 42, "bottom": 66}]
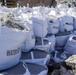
[
  {"left": 26, "top": 63, "right": 48, "bottom": 75},
  {"left": 55, "top": 32, "right": 71, "bottom": 48},
  {"left": 48, "top": 18, "right": 60, "bottom": 34},
  {"left": 0, "top": 15, "right": 28, "bottom": 70},
  {"left": 46, "top": 35, "right": 56, "bottom": 51},
  {"left": 34, "top": 37, "right": 51, "bottom": 52},
  {"left": 59, "top": 15, "right": 74, "bottom": 32},
  {"left": 31, "top": 17, "right": 48, "bottom": 38},
  {"left": 20, "top": 49, "right": 50, "bottom": 65},
  {"left": 0, "top": 62, "right": 31, "bottom": 75},
  {"left": 64, "top": 35, "right": 76, "bottom": 54}
]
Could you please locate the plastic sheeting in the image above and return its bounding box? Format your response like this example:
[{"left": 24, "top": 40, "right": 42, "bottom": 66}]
[{"left": 64, "top": 35, "right": 76, "bottom": 54}]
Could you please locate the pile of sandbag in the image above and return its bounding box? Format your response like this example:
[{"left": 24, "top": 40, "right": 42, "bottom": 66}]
[{"left": 0, "top": 14, "right": 28, "bottom": 70}]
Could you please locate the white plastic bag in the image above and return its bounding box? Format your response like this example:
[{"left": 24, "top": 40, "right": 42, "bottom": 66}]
[
  {"left": 48, "top": 18, "right": 59, "bottom": 34},
  {"left": 0, "top": 26, "right": 28, "bottom": 70},
  {"left": 64, "top": 35, "right": 76, "bottom": 54},
  {"left": 21, "top": 30, "right": 35, "bottom": 52},
  {"left": 56, "top": 32, "right": 71, "bottom": 47},
  {"left": 31, "top": 17, "right": 48, "bottom": 38},
  {"left": 59, "top": 16, "right": 74, "bottom": 32}
]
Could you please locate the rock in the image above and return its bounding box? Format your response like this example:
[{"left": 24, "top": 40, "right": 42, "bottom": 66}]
[
  {"left": 51, "top": 69, "right": 60, "bottom": 75},
  {"left": 65, "top": 55, "right": 76, "bottom": 69},
  {"left": 51, "top": 66, "right": 74, "bottom": 75}
]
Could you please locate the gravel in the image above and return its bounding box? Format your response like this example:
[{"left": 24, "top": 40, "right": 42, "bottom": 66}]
[{"left": 2, "top": 20, "right": 25, "bottom": 30}]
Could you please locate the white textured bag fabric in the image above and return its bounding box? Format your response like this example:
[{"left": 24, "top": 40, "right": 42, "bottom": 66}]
[
  {"left": 48, "top": 18, "right": 59, "bottom": 34},
  {"left": 59, "top": 16, "right": 74, "bottom": 32},
  {"left": 46, "top": 35, "right": 56, "bottom": 51},
  {"left": 64, "top": 35, "right": 76, "bottom": 54},
  {"left": 0, "top": 26, "right": 28, "bottom": 70},
  {"left": 56, "top": 32, "right": 71, "bottom": 47},
  {"left": 31, "top": 17, "right": 48, "bottom": 38},
  {"left": 21, "top": 30, "right": 35, "bottom": 52}
]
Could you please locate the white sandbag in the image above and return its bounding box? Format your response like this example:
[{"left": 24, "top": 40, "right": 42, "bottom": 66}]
[
  {"left": 64, "top": 35, "right": 76, "bottom": 54},
  {"left": 31, "top": 17, "right": 48, "bottom": 38},
  {"left": 26, "top": 63, "right": 48, "bottom": 75},
  {"left": 21, "top": 30, "right": 35, "bottom": 52},
  {"left": 0, "top": 26, "right": 28, "bottom": 70},
  {"left": 48, "top": 18, "right": 59, "bottom": 34},
  {"left": 20, "top": 49, "right": 50, "bottom": 65},
  {"left": 46, "top": 35, "right": 56, "bottom": 51},
  {"left": 0, "top": 45, "right": 21, "bottom": 70},
  {"left": 56, "top": 32, "right": 71, "bottom": 47},
  {"left": 59, "top": 15, "right": 74, "bottom": 32},
  {"left": 34, "top": 37, "right": 51, "bottom": 52},
  {"left": 1, "top": 26, "right": 28, "bottom": 46},
  {"left": 0, "top": 62, "right": 31, "bottom": 75}
]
